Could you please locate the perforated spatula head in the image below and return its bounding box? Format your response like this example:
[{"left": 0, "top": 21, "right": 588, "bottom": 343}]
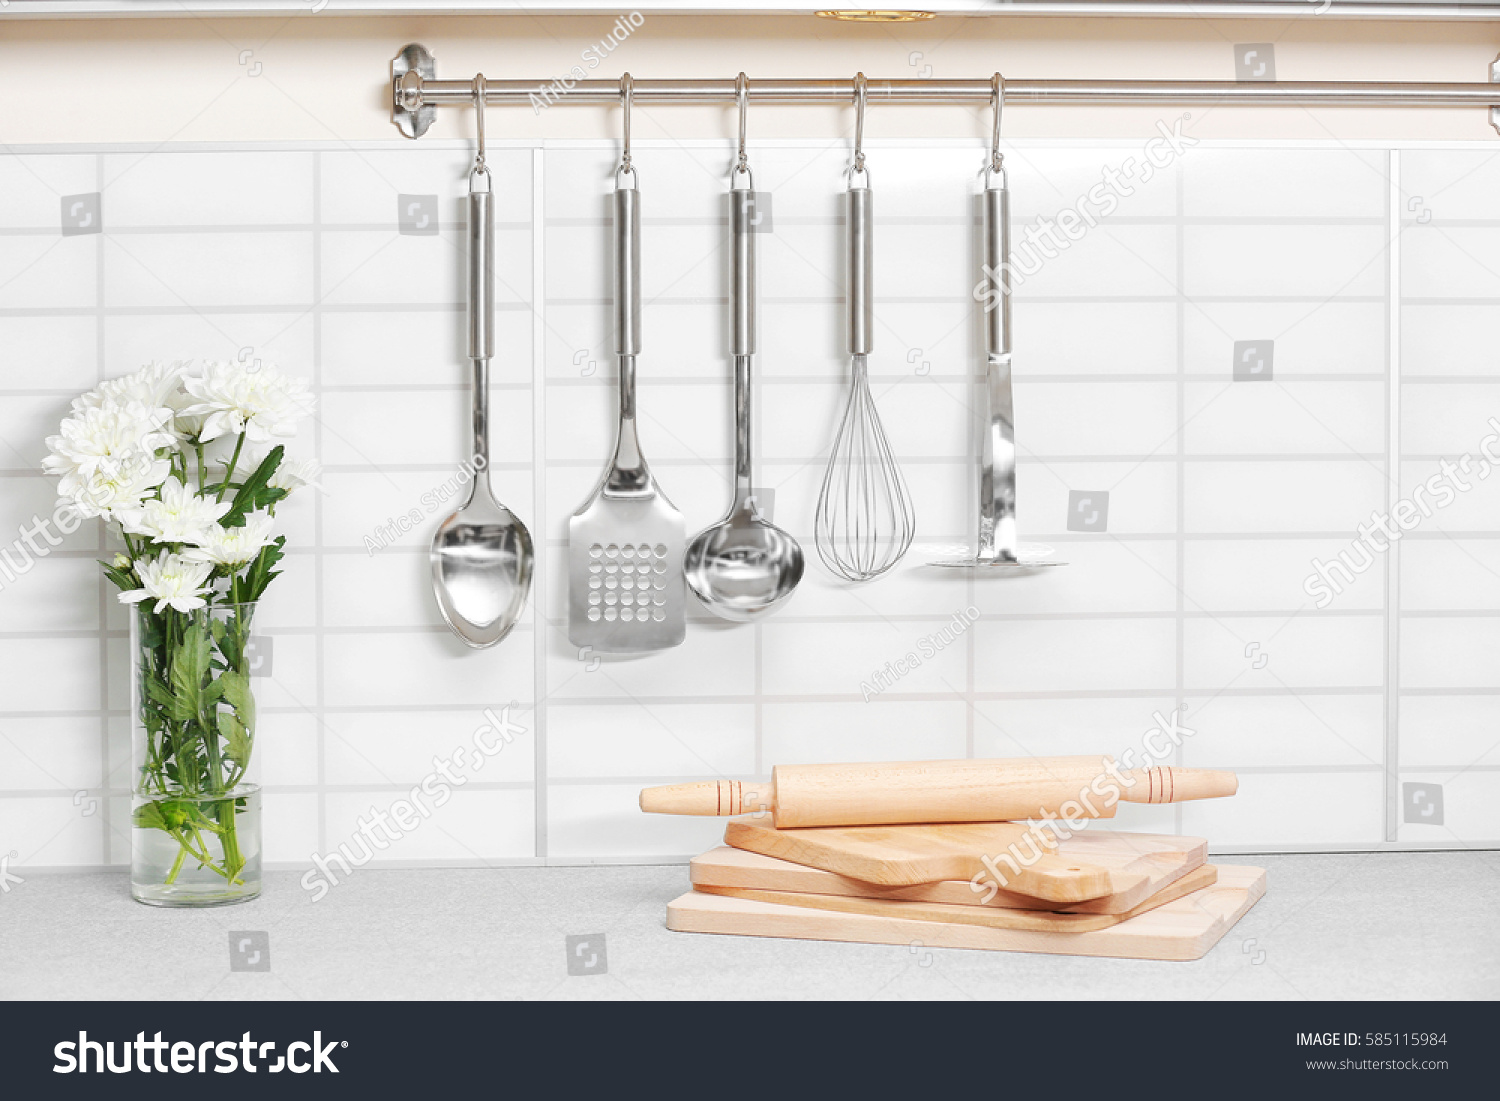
[
  {"left": 565, "top": 173, "right": 686, "bottom": 654},
  {"left": 568, "top": 491, "right": 686, "bottom": 654}
]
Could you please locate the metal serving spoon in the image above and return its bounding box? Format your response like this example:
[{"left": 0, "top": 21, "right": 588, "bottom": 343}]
[
  {"left": 431, "top": 90, "right": 535, "bottom": 648},
  {"left": 684, "top": 136, "right": 804, "bottom": 622}
]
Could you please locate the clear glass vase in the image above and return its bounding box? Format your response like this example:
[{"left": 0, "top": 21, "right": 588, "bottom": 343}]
[{"left": 129, "top": 600, "right": 262, "bottom": 906}]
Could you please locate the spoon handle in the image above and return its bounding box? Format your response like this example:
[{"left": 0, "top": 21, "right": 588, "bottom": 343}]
[
  {"left": 468, "top": 169, "right": 494, "bottom": 474},
  {"left": 729, "top": 183, "right": 758, "bottom": 509},
  {"left": 729, "top": 184, "right": 756, "bottom": 357}
]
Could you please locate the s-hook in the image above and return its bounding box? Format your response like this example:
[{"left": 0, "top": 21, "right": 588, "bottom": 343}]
[
  {"left": 851, "top": 71, "right": 869, "bottom": 184},
  {"left": 734, "top": 72, "right": 752, "bottom": 186},
  {"left": 619, "top": 72, "right": 634, "bottom": 178},
  {"left": 471, "top": 73, "right": 489, "bottom": 183},
  {"left": 989, "top": 71, "right": 1004, "bottom": 179}
]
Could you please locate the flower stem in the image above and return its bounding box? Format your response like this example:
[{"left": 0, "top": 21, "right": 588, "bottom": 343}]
[
  {"left": 220, "top": 809, "right": 245, "bottom": 885},
  {"left": 217, "top": 434, "right": 245, "bottom": 503},
  {"left": 163, "top": 845, "right": 188, "bottom": 885}
]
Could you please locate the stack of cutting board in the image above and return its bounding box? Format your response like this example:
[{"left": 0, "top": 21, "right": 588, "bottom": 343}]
[{"left": 642, "top": 756, "right": 1266, "bottom": 961}]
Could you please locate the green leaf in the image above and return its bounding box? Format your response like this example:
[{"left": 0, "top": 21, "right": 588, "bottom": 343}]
[
  {"left": 134, "top": 608, "right": 165, "bottom": 651},
  {"left": 220, "top": 446, "right": 287, "bottom": 529},
  {"left": 145, "top": 675, "right": 193, "bottom": 723},
  {"left": 218, "top": 669, "right": 253, "bottom": 722},
  {"left": 133, "top": 799, "right": 192, "bottom": 832},
  {"left": 217, "top": 710, "right": 252, "bottom": 772},
  {"left": 142, "top": 704, "right": 165, "bottom": 738},
  {"left": 239, "top": 537, "right": 286, "bottom": 605},
  {"left": 170, "top": 623, "right": 213, "bottom": 722},
  {"left": 216, "top": 624, "right": 242, "bottom": 671},
  {"left": 100, "top": 560, "right": 136, "bottom": 592},
  {"left": 132, "top": 800, "right": 169, "bottom": 831}
]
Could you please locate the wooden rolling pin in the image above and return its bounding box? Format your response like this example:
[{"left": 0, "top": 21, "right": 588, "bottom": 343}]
[{"left": 639, "top": 756, "right": 1237, "bottom": 828}]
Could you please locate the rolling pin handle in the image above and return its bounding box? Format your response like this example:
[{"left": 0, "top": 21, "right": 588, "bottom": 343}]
[
  {"left": 639, "top": 780, "right": 775, "bottom": 818},
  {"left": 1118, "top": 768, "right": 1239, "bottom": 804}
]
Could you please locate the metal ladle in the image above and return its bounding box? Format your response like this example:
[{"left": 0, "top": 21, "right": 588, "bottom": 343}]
[
  {"left": 431, "top": 76, "right": 535, "bottom": 647},
  {"left": 685, "top": 76, "right": 804, "bottom": 621}
]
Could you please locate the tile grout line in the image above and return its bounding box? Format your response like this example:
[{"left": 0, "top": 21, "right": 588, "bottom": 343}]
[
  {"left": 0, "top": 292, "right": 1411, "bottom": 320},
  {"left": 1385, "top": 151, "right": 1403, "bottom": 844},
  {"left": 1, "top": 759, "right": 1442, "bottom": 794},
  {"left": 0, "top": 215, "right": 1406, "bottom": 236},
  {"left": 1174, "top": 156, "right": 1186, "bottom": 839},
  {"left": 96, "top": 151, "right": 111, "bottom": 864},
  {"left": 10, "top": 759, "right": 1448, "bottom": 805},
  {"left": 532, "top": 148, "right": 549, "bottom": 859},
  {"left": 313, "top": 150, "right": 328, "bottom": 855},
  {"left": 752, "top": 191, "right": 764, "bottom": 781},
  {"left": 965, "top": 191, "right": 977, "bottom": 761},
  {"left": 0, "top": 685, "right": 1425, "bottom": 714},
  {"left": 2, "top": 137, "right": 1498, "bottom": 154}
]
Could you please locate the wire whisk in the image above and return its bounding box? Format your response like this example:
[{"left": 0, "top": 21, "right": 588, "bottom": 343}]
[
  {"left": 815, "top": 87, "right": 915, "bottom": 583},
  {"left": 815, "top": 348, "right": 915, "bottom": 581}
]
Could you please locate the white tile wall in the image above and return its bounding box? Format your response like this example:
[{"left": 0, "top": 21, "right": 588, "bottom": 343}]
[{"left": 1, "top": 139, "right": 1496, "bottom": 872}]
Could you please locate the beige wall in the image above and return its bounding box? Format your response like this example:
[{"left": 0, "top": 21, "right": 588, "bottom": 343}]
[{"left": 4, "top": 14, "right": 1499, "bottom": 147}]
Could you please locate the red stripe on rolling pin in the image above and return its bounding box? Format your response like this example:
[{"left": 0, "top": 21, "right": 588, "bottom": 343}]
[{"left": 1169, "top": 767, "right": 1174, "bottom": 802}]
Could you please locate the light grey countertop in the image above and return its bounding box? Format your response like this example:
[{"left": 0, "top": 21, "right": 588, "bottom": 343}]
[{"left": 3, "top": 852, "right": 1496, "bottom": 1000}]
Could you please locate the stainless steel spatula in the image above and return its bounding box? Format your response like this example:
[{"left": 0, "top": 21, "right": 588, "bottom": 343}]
[{"left": 567, "top": 167, "right": 687, "bottom": 653}]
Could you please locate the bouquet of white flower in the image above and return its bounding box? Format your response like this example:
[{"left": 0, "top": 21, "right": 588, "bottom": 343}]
[{"left": 45, "top": 359, "right": 317, "bottom": 905}]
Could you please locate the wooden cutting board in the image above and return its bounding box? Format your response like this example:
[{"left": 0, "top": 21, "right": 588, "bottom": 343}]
[
  {"left": 667, "top": 864, "right": 1267, "bottom": 962},
  {"left": 725, "top": 818, "right": 1205, "bottom": 903},
  {"left": 695, "top": 828, "right": 1207, "bottom": 915},
  {"left": 695, "top": 863, "right": 1217, "bottom": 933}
]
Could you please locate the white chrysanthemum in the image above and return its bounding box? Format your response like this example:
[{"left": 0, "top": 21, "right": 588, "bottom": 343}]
[
  {"left": 72, "top": 361, "right": 190, "bottom": 416},
  {"left": 64, "top": 452, "right": 174, "bottom": 521},
  {"left": 184, "top": 512, "right": 277, "bottom": 568},
  {"left": 43, "top": 402, "right": 176, "bottom": 491},
  {"left": 118, "top": 553, "right": 215, "bottom": 614},
  {"left": 180, "top": 361, "right": 315, "bottom": 444},
  {"left": 125, "top": 476, "right": 232, "bottom": 545},
  {"left": 268, "top": 455, "right": 321, "bottom": 494}
]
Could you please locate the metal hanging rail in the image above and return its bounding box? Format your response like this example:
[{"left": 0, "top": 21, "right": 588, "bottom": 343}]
[{"left": 390, "top": 44, "right": 1500, "bottom": 138}]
